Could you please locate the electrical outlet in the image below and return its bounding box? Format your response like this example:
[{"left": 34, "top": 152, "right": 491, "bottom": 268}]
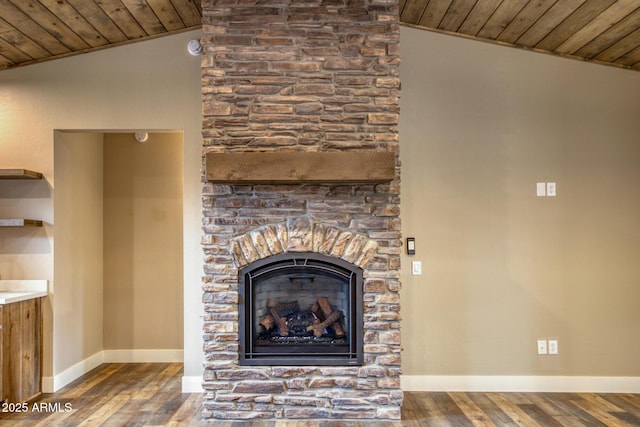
[
  {"left": 537, "top": 339, "right": 548, "bottom": 355},
  {"left": 546, "top": 182, "right": 557, "bottom": 197},
  {"left": 548, "top": 340, "right": 558, "bottom": 355}
]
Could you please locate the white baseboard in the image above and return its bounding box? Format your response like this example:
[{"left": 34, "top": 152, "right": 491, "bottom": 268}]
[
  {"left": 401, "top": 375, "right": 640, "bottom": 393},
  {"left": 42, "top": 351, "right": 104, "bottom": 393},
  {"left": 47, "top": 365, "right": 640, "bottom": 396},
  {"left": 42, "top": 349, "right": 184, "bottom": 393},
  {"left": 182, "top": 375, "right": 203, "bottom": 393}
]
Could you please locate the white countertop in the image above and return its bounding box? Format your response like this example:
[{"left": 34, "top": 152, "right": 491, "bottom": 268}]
[{"left": 0, "top": 280, "right": 48, "bottom": 304}]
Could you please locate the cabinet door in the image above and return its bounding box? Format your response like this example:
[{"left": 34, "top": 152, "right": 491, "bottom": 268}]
[
  {"left": 2, "top": 302, "right": 21, "bottom": 402},
  {"left": 0, "top": 299, "right": 41, "bottom": 403},
  {"left": 0, "top": 305, "right": 3, "bottom": 402},
  {"left": 20, "top": 298, "right": 41, "bottom": 401}
]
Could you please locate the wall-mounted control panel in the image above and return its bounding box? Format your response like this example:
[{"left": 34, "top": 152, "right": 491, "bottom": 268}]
[{"left": 406, "top": 237, "right": 416, "bottom": 255}]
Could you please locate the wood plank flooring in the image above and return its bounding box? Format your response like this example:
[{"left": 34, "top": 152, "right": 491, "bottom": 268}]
[{"left": 1, "top": 363, "right": 638, "bottom": 426}]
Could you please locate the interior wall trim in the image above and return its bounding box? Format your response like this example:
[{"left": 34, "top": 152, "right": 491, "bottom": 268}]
[
  {"left": 42, "top": 351, "right": 104, "bottom": 393},
  {"left": 182, "top": 376, "right": 203, "bottom": 393}
]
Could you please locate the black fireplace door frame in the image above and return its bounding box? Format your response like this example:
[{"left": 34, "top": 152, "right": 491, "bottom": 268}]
[{"left": 238, "top": 252, "right": 364, "bottom": 366}]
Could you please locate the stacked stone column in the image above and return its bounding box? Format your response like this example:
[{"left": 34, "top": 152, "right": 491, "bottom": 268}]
[{"left": 201, "top": 0, "right": 402, "bottom": 421}]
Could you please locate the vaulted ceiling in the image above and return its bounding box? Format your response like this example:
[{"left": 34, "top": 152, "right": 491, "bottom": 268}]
[
  {"left": 0, "top": 0, "right": 202, "bottom": 70},
  {"left": 400, "top": 0, "right": 640, "bottom": 71},
  {"left": 1, "top": 0, "right": 639, "bottom": 72}
]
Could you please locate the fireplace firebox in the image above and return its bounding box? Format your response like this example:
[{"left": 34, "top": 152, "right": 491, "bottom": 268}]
[{"left": 238, "top": 252, "right": 363, "bottom": 366}]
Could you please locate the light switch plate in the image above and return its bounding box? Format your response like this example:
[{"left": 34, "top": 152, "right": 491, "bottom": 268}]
[
  {"left": 412, "top": 261, "right": 422, "bottom": 275},
  {"left": 536, "top": 182, "right": 546, "bottom": 197}
]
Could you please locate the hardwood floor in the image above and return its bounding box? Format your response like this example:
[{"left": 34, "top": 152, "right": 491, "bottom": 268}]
[
  {"left": 1, "top": 363, "right": 638, "bottom": 426},
  {"left": 403, "top": 391, "right": 640, "bottom": 426}
]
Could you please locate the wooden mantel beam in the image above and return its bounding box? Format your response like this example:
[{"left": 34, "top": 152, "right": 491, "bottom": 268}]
[{"left": 206, "top": 151, "right": 396, "bottom": 184}]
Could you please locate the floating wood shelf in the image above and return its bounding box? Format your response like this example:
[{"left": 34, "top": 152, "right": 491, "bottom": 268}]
[
  {"left": 206, "top": 151, "right": 396, "bottom": 184},
  {"left": 0, "top": 219, "right": 43, "bottom": 227},
  {"left": 0, "top": 169, "right": 43, "bottom": 180},
  {"left": 0, "top": 170, "right": 44, "bottom": 228}
]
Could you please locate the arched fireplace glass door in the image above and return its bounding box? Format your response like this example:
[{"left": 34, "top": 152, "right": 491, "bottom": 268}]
[{"left": 238, "top": 252, "right": 363, "bottom": 366}]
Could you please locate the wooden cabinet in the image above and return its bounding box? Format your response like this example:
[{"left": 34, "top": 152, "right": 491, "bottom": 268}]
[
  {"left": 0, "top": 169, "right": 44, "bottom": 227},
  {"left": 0, "top": 169, "right": 45, "bottom": 402},
  {"left": 0, "top": 298, "right": 42, "bottom": 403},
  {"left": 0, "top": 307, "right": 2, "bottom": 402}
]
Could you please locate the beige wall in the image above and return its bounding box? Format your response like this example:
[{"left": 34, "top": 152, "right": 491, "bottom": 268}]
[
  {"left": 0, "top": 30, "right": 203, "bottom": 386},
  {"left": 103, "top": 133, "right": 183, "bottom": 350},
  {"left": 53, "top": 132, "right": 104, "bottom": 374},
  {"left": 399, "top": 26, "right": 640, "bottom": 377}
]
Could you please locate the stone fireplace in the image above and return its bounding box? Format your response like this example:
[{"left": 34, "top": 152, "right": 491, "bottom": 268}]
[{"left": 200, "top": 0, "right": 402, "bottom": 421}]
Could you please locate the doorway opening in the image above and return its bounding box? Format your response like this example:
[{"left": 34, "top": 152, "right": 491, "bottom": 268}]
[{"left": 53, "top": 131, "right": 184, "bottom": 366}]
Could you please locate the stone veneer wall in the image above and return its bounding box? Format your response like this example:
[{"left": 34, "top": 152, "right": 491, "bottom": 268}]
[{"left": 200, "top": 0, "right": 402, "bottom": 421}]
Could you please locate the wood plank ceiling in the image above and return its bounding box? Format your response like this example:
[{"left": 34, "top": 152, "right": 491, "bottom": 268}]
[
  {"left": 0, "top": 0, "right": 201, "bottom": 70},
  {"left": 400, "top": 0, "right": 640, "bottom": 71},
  {"left": 0, "top": 1, "right": 639, "bottom": 72}
]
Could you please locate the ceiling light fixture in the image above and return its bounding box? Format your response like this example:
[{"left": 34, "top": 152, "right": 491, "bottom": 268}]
[
  {"left": 187, "top": 39, "right": 203, "bottom": 56},
  {"left": 135, "top": 132, "right": 149, "bottom": 143}
]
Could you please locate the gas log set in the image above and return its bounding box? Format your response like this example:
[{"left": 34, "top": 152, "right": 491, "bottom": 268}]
[{"left": 258, "top": 296, "right": 347, "bottom": 344}]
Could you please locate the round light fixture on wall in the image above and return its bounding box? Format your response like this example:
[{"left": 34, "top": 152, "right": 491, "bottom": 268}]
[
  {"left": 135, "top": 132, "right": 149, "bottom": 143},
  {"left": 187, "top": 39, "right": 202, "bottom": 56}
]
